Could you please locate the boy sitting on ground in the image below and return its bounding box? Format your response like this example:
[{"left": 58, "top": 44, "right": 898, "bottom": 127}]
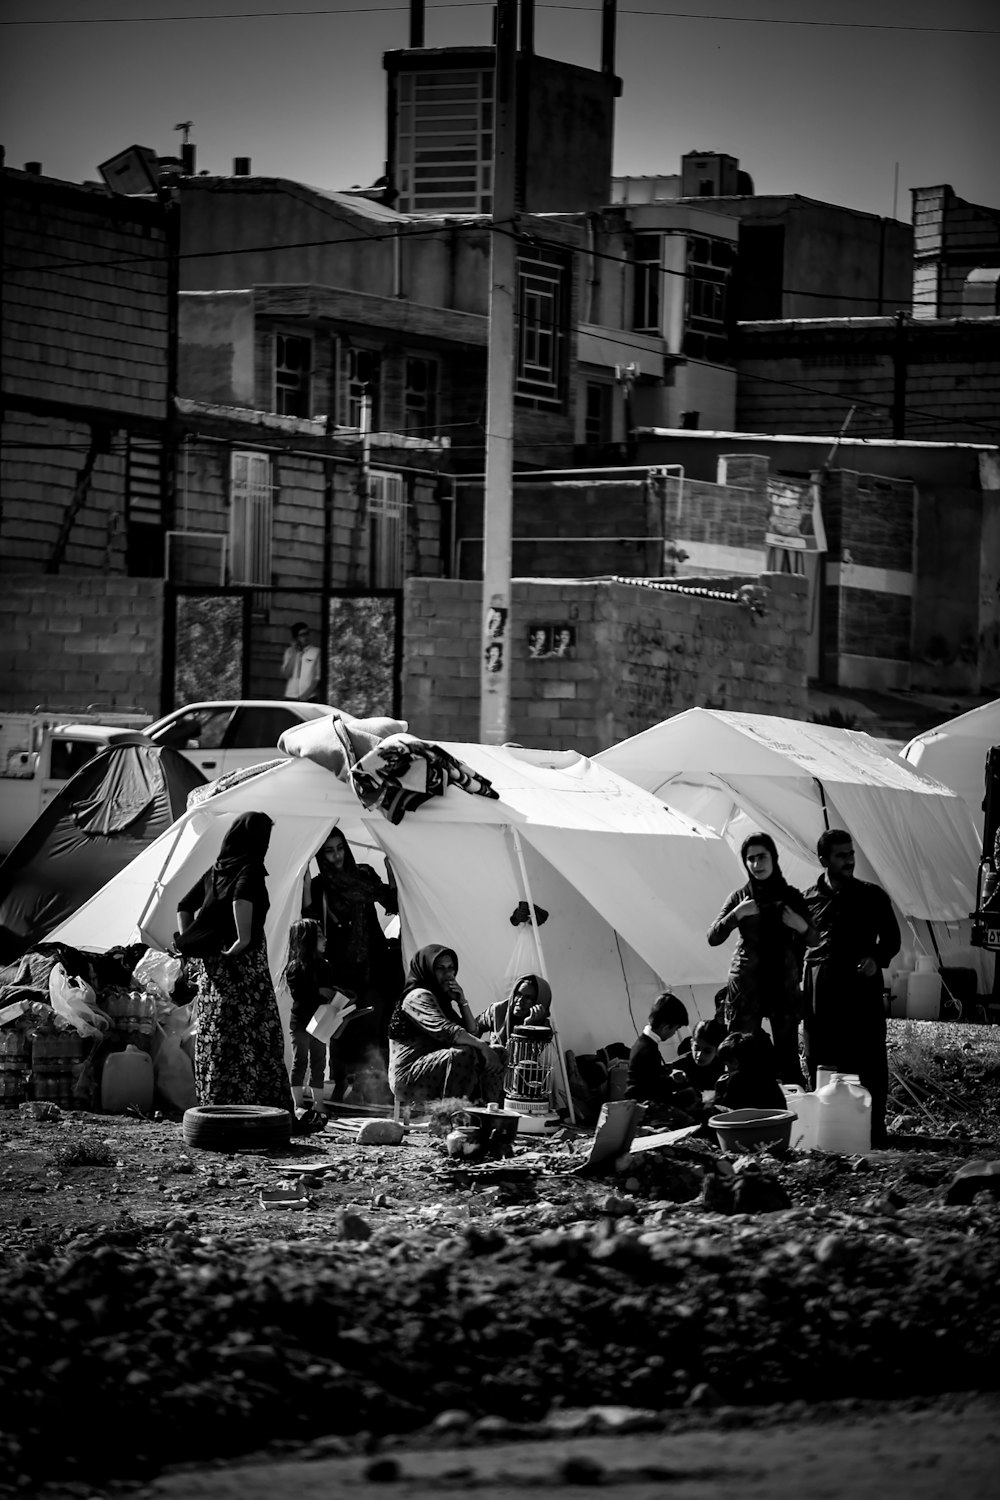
[{"left": 625, "top": 992, "right": 698, "bottom": 1122}]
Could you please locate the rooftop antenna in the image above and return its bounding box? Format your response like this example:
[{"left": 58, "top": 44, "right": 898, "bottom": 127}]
[{"left": 174, "top": 120, "right": 196, "bottom": 176}]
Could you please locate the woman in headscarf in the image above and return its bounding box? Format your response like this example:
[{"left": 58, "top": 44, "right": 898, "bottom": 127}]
[
  {"left": 386, "top": 943, "right": 505, "bottom": 1109},
  {"left": 475, "top": 973, "right": 553, "bottom": 1049},
  {"left": 303, "top": 825, "right": 400, "bottom": 1101},
  {"left": 176, "top": 811, "right": 292, "bottom": 1112},
  {"left": 706, "top": 831, "right": 817, "bottom": 1086}
]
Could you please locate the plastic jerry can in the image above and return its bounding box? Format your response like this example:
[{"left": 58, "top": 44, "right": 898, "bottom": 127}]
[
  {"left": 815, "top": 1074, "right": 871, "bottom": 1155},
  {"left": 906, "top": 956, "right": 942, "bottom": 1021},
  {"left": 782, "top": 1085, "right": 820, "bottom": 1151},
  {"left": 101, "top": 1044, "right": 154, "bottom": 1114}
]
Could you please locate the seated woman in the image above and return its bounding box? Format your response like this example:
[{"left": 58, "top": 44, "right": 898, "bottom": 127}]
[
  {"left": 386, "top": 944, "right": 505, "bottom": 1109},
  {"left": 476, "top": 972, "right": 552, "bottom": 1049},
  {"left": 713, "top": 1030, "right": 786, "bottom": 1112}
]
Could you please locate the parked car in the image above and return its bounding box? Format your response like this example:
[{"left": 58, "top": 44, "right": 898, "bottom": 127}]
[{"left": 144, "top": 700, "right": 335, "bottom": 782}]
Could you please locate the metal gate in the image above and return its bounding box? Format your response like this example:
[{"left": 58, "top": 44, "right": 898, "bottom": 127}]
[{"left": 162, "top": 585, "right": 403, "bottom": 718}]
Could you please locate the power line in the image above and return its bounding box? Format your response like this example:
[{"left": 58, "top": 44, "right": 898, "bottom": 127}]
[{"left": 2, "top": 3, "right": 995, "bottom": 34}]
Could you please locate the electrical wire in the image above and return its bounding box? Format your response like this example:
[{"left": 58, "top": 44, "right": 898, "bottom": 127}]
[{"left": 2, "top": 3, "right": 995, "bottom": 35}]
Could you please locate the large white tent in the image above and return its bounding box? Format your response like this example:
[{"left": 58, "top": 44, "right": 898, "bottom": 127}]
[
  {"left": 47, "top": 740, "right": 744, "bottom": 1054},
  {"left": 597, "top": 708, "right": 988, "bottom": 987},
  {"left": 900, "top": 699, "right": 999, "bottom": 835}
]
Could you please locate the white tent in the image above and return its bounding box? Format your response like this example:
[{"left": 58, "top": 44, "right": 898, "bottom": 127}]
[
  {"left": 597, "top": 708, "right": 988, "bottom": 987},
  {"left": 47, "top": 741, "right": 744, "bottom": 1055},
  {"left": 900, "top": 699, "right": 999, "bottom": 835}
]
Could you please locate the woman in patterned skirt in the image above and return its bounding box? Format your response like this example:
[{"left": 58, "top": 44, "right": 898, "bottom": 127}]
[{"left": 176, "top": 811, "right": 292, "bottom": 1112}]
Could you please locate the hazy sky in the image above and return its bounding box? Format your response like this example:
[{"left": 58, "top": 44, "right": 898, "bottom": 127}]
[{"left": 1, "top": 0, "right": 996, "bottom": 221}]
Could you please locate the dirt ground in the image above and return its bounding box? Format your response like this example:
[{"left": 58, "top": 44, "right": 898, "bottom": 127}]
[
  {"left": 2, "top": 1018, "right": 999, "bottom": 1497},
  {"left": 147, "top": 1392, "right": 1000, "bottom": 1500}
]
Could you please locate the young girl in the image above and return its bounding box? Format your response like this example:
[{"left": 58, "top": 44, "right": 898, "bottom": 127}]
[{"left": 284, "top": 917, "right": 336, "bottom": 1110}]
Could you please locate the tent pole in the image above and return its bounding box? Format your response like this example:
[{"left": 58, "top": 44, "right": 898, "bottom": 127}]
[
  {"left": 133, "top": 819, "right": 191, "bottom": 941},
  {"left": 510, "top": 827, "right": 576, "bottom": 1125}
]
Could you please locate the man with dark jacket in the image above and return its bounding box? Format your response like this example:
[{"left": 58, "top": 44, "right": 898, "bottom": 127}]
[
  {"left": 803, "top": 829, "right": 901, "bottom": 1147},
  {"left": 625, "top": 991, "right": 690, "bottom": 1112}
]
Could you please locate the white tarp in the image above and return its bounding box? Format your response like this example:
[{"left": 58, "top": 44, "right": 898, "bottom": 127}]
[
  {"left": 900, "top": 699, "right": 999, "bottom": 835},
  {"left": 597, "top": 709, "right": 989, "bottom": 989},
  {"left": 47, "top": 741, "right": 744, "bottom": 1054}
]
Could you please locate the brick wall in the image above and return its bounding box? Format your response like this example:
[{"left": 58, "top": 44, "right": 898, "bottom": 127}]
[
  {"left": 402, "top": 573, "right": 808, "bottom": 752},
  {"left": 3, "top": 175, "right": 170, "bottom": 420},
  {"left": 0, "top": 577, "right": 163, "bottom": 713},
  {"left": 736, "top": 318, "right": 1000, "bottom": 445}
]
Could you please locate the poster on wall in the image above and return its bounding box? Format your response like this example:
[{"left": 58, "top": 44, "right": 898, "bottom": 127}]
[
  {"left": 528, "top": 624, "right": 576, "bottom": 659},
  {"left": 764, "top": 479, "right": 827, "bottom": 553}
]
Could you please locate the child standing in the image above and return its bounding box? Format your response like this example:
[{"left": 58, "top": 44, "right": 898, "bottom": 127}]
[{"left": 284, "top": 917, "right": 336, "bottom": 1110}]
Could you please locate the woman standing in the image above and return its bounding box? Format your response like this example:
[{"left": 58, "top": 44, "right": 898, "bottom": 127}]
[
  {"left": 303, "top": 826, "right": 400, "bottom": 1099},
  {"left": 176, "top": 811, "right": 292, "bottom": 1113},
  {"left": 387, "top": 943, "right": 504, "bottom": 1108},
  {"left": 707, "top": 832, "right": 817, "bottom": 1085}
]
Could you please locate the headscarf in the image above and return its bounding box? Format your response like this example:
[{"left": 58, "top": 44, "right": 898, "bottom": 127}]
[
  {"left": 309, "top": 827, "right": 384, "bottom": 971},
  {"left": 739, "top": 831, "right": 791, "bottom": 904},
  {"left": 494, "top": 973, "right": 552, "bottom": 1043},
  {"left": 399, "top": 942, "right": 463, "bottom": 1022},
  {"left": 209, "top": 812, "right": 272, "bottom": 902}
]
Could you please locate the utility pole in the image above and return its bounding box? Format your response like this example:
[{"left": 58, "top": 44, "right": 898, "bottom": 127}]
[{"left": 479, "top": 0, "right": 518, "bottom": 743}]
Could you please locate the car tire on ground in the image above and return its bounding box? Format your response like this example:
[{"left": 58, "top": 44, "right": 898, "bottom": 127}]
[{"left": 182, "top": 1104, "right": 292, "bottom": 1152}]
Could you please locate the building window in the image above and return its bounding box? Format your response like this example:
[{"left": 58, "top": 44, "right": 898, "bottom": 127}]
[
  {"left": 683, "top": 234, "right": 735, "bottom": 364},
  {"left": 338, "top": 344, "right": 382, "bottom": 429},
  {"left": 395, "top": 68, "right": 493, "bottom": 214},
  {"left": 632, "top": 232, "right": 661, "bottom": 333},
  {"left": 274, "top": 333, "right": 312, "bottom": 418},
  {"left": 368, "top": 471, "right": 406, "bottom": 588},
  {"left": 126, "top": 436, "right": 164, "bottom": 576},
  {"left": 516, "top": 248, "right": 567, "bottom": 409},
  {"left": 229, "top": 451, "right": 272, "bottom": 585},
  {"left": 584, "top": 382, "right": 612, "bottom": 446},
  {"left": 403, "top": 356, "right": 438, "bottom": 435}
]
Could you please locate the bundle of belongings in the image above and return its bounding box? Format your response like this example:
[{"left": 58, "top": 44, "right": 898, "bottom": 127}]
[{"left": 278, "top": 711, "right": 498, "bottom": 823}]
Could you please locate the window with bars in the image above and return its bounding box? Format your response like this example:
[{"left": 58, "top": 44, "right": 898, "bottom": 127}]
[
  {"left": 368, "top": 471, "right": 406, "bottom": 588},
  {"left": 632, "top": 232, "right": 662, "bottom": 333},
  {"left": 403, "top": 356, "right": 438, "bottom": 436},
  {"left": 516, "top": 248, "right": 567, "bottom": 409},
  {"left": 338, "top": 344, "right": 382, "bottom": 428},
  {"left": 274, "top": 333, "right": 312, "bottom": 418},
  {"left": 229, "top": 451, "right": 272, "bottom": 585},
  {"left": 395, "top": 68, "right": 493, "bottom": 214}
]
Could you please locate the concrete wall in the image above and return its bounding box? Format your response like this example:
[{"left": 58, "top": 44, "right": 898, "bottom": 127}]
[
  {"left": 913, "top": 186, "right": 1000, "bottom": 318},
  {"left": 402, "top": 573, "right": 808, "bottom": 752},
  {"left": 0, "top": 577, "right": 163, "bottom": 714}
]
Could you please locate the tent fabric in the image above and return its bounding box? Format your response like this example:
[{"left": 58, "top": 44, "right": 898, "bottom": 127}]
[
  {"left": 596, "top": 709, "right": 980, "bottom": 925},
  {"left": 0, "top": 744, "right": 206, "bottom": 951},
  {"left": 45, "top": 743, "right": 744, "bottom": 1055},
  {"left": 900, "top": 699, "right": 1000, "bottom": 832}
]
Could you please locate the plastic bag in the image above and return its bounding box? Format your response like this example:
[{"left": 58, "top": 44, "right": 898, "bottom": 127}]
[
  {"left": 133, "top": 949, "right": 182, "bottom": 1001},
  {"left": 48, "top": 963, "right": 108, "bottom": 1038},
  {"left": 151, "top": 1000, "right": 198, "bottom": 1110}
]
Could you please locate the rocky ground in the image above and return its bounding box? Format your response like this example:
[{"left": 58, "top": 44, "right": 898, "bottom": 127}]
[{"left": 1, "top": 1019, "right": 998, "bottom": 1498}]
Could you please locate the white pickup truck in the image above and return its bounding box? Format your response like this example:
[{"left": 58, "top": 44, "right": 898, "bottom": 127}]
[{"left": 0, "top": 709, "right": 153, "bottom": 856}]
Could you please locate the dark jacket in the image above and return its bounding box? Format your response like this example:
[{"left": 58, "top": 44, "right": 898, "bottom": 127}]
[{"left": 625, "top": 1033, "right": 675, "bottom": 1109}]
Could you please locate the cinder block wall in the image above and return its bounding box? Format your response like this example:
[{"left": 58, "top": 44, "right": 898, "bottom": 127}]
[
  {"left": 402, "top": 573, "right": 808, "bottom": 752},
  {"left": 0, "top": 577, "right": 163, "bottom": 714}
]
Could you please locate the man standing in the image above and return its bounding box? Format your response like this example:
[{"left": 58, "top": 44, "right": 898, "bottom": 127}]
[
  {"left": 803, "top": 829, "right": 900, "bottom": 1147},
  {"left": 281, "top": 621, "right": 321, "bottom": 702}
]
